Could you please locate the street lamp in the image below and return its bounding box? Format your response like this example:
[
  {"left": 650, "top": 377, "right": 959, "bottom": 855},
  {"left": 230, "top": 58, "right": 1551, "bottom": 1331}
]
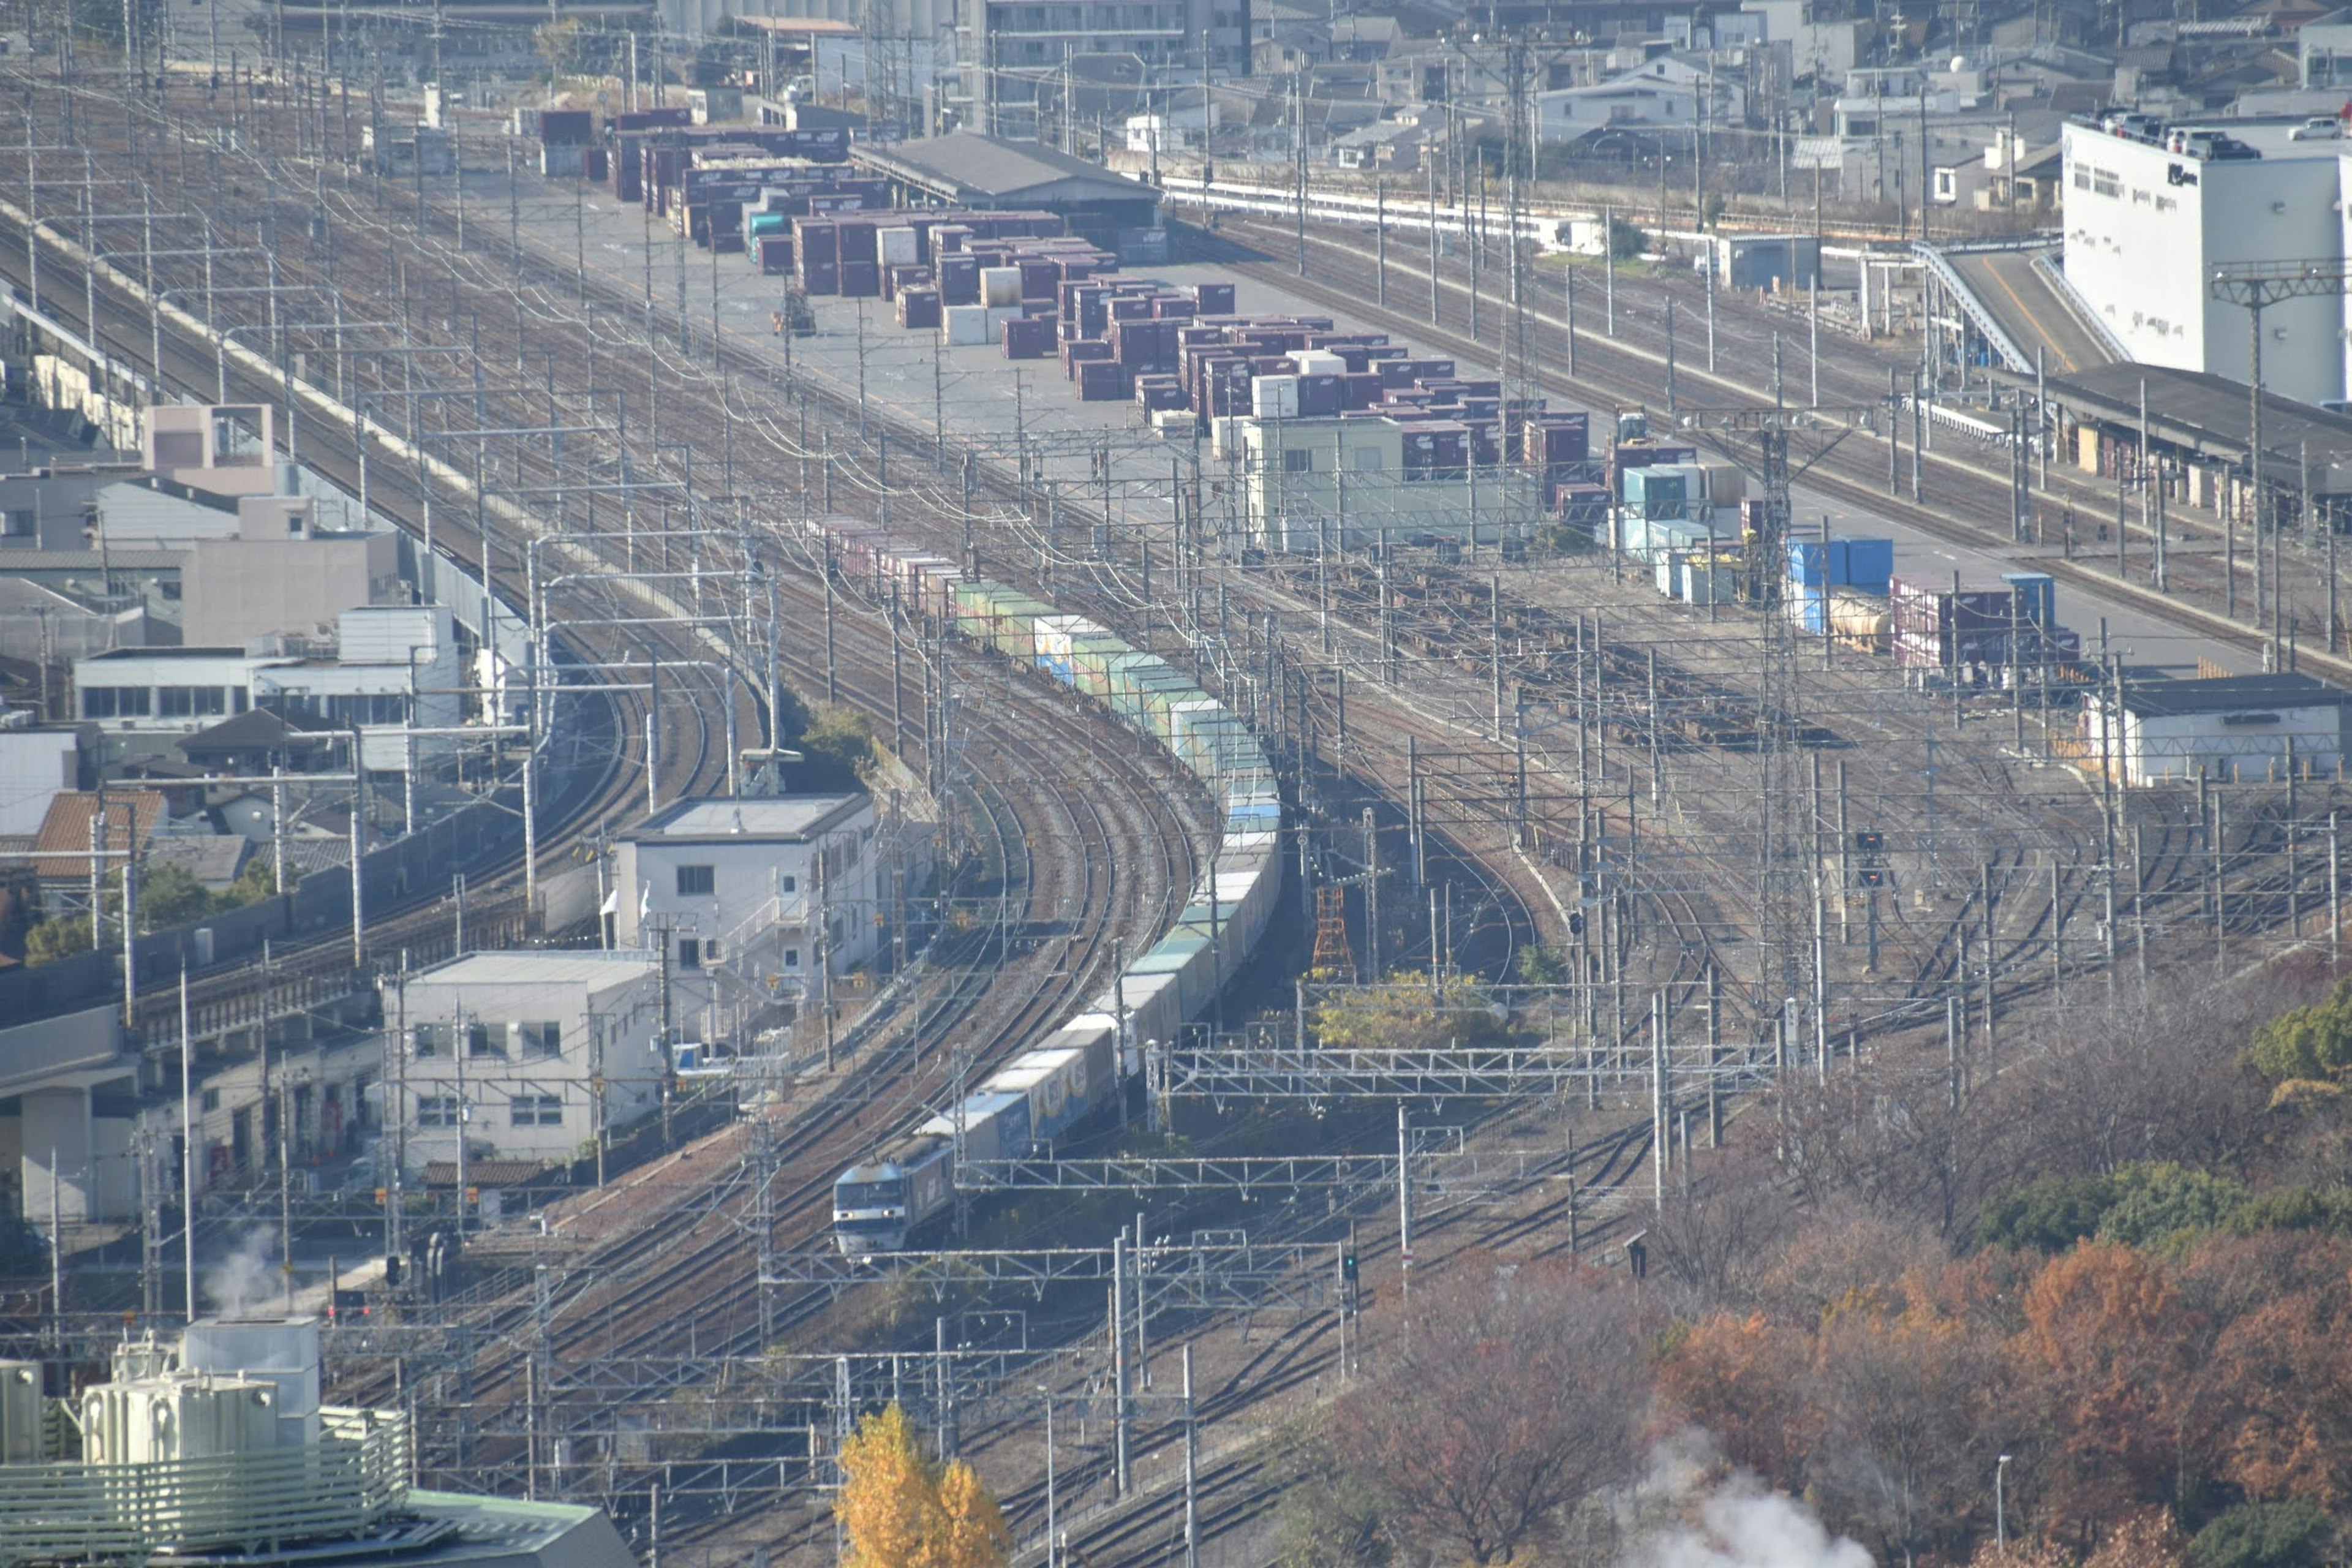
[{"left": 1996, "top": 1453, "right": 2012, "bottom": 1555}]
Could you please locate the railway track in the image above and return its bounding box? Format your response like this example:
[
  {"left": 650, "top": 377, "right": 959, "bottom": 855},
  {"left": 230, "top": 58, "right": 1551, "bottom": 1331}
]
[
  {"left": 1213, "top": 209, "right": 2352, "bottom": 680},
  {"left": 0, "top": 67, "right": 1216, "bottom": 1481}
]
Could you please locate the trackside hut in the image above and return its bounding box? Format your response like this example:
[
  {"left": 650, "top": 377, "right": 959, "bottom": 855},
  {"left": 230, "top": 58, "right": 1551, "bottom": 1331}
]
[{"left": 2081, "top": 673, "right": 2350, "bottom": 785}]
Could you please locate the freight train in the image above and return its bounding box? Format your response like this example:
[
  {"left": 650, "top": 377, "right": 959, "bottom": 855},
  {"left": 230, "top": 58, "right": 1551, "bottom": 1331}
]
[{"left": 813, "top": 520, "right": 1283, "bottom": 1253}]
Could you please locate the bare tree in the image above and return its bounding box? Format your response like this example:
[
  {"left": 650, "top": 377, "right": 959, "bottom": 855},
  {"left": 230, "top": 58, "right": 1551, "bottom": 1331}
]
[{"left": 1330, "top": 1257, "right": 1646, "bottom": 1565}]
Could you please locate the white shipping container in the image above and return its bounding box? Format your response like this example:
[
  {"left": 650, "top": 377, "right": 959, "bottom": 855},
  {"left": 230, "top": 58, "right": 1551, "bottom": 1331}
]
[
  {"left": 878, "top": 226, "right": 919, "bottom": 266},
  {"left": 1251, "top": 375, "right": 1300, "bottom": 418},
  {"left": 942, "top": 304, "right": 990, "bottom": 346},
  {"left": 980, "top": 266, "right": 1023, "bottom": 307},
  {"left": 1291, "top": 349, "right": 1347, "bottom": 376}
]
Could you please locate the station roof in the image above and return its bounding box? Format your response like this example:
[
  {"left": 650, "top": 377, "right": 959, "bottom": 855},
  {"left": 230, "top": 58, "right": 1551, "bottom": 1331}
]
[
  {"left": 853, "top": 132, "right": 1154, "bottom": 210},
  {"left": 2113, "top": 671, "right": 2351, "bottom": 718},
  {"left": 2045, "top": 363, "right": 2352, "bottom": 489}
]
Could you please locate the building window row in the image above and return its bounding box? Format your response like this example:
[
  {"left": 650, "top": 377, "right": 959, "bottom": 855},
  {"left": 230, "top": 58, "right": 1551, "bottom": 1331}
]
[
  {"left": 80, "top": 687, "right": 151, "bottom": 718},
  {"left": 413, "top": 1020, "right": 564, "bottom": 1058},
  {"left": 509, "top": 1093, "right": 564, "bottom": 1127},
  {"left": 265, "top": 692, "right": 409, "bottom": 725}
]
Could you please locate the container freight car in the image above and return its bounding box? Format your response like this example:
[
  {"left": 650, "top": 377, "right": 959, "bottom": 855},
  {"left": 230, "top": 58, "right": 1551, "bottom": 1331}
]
[{"left": 819, "top": 537, "right": 1282, "bottom": 1254}]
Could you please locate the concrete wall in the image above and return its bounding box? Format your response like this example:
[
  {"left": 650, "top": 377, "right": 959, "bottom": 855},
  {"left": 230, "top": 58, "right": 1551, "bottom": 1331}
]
[
  {"left": 0, "top": 727, "right": 83, "bottom": 835},
  {"left": 184, "top": 532, "right": 402, "bottom": 647}
]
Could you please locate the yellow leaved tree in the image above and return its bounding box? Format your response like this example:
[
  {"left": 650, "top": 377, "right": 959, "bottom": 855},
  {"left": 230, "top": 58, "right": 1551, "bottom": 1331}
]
[
  {"left": 835, "top": 1402, "right": 1010, "bottom": 1568},
  {"left": 932, "top": 1459, "right": 1012, "bottom": 1568}
]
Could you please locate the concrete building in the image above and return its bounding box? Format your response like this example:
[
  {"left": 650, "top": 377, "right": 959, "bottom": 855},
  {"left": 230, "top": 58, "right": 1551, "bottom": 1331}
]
[
  {"left": 72, "top": 646, "right": 281, "bottom": 736},
  {"left": 181, "top": 499, "right": 405, "bottom": 647},
  {"left": 614, "top": 794, "right": 886, "bottom": 1044},
  {"left": 0, "top": 1005, "right": 139, "bottom": 1227},
  {"left": 72, "top": 607, "right": 461, "bottom": 771},
  {"left": 2081, "top": 673, "right": 2350, "bottom": 785},
  {"left": 0, "top": 715, "right": 87, "bottom": 835},
  {"left": 391, "top": 949, "right": 668, "bottom": 1178},
  {"left": 250, "top": 605, "right": 466, "bottom": 771},
  {"left": 2061, "top": 117, "right": 2352, "bottom": 405}
]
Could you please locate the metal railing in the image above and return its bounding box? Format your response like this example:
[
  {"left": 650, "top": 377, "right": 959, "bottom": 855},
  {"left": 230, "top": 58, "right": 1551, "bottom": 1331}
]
[{"left": 0, "top": 1406, "right": 409, "bottom": 1566}]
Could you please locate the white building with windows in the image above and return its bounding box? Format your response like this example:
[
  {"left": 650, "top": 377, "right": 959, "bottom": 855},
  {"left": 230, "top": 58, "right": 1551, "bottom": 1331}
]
[
  {"left": 613, "top": 794, "right": 886, "bottom": 1046},
  {"left": 390, "top": 949, "right": 668, "bottom": 1178},
  {"left": 71, "top": 606, "right": 464, "bottom": 771},
  {"left": 2061, "top": 117, "right": 2352, "bottom": 405}
]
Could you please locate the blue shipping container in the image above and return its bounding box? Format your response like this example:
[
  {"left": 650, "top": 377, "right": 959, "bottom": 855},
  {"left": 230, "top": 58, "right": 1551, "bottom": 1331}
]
[
  {"left": 1842, "top": 538, "right": 1894, "bottom": 594},
  {"left": 2001, "top": 571, "right": 2055, "bottom": 629},
  {"left": 1789, "top": 537, "right": 1894, "bottom": 593}
]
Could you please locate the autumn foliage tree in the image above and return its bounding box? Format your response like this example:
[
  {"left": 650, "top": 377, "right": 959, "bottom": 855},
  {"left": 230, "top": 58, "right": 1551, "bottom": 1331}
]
[
  {"left": 835, "top": 1403, "right": 1010, "bottom": 1568},
  {"left": 1327, "top": 1257, "right": 1643, "bottom": 1565}
]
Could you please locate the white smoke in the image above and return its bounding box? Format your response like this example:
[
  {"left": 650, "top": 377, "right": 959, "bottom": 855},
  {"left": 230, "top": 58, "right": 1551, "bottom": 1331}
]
[
  {"left": 1624, "top": 1431, "right": 1874, "bottom": 1568},
  {"left": 203, "top": 1226, "right": 280, "bottom": 1318}
]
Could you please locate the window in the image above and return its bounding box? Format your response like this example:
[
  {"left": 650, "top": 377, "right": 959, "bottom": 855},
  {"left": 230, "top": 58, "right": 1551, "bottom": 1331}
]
[
  {"left": 80, "top": 687, "right": 150, "bottom": 719},
  {"left": 2, "top": 509, "right": 34, "bottom": 537},
  {"left": 518, "top": 1020, "right": 562, "bottom": 1058},
  {"left": 159, "top": 685, "right": 228, "bottom": 718},
  {"left": 781, "top": 875, "right": 797, "bottom": 893},
  {"left": 784, "top": 948, "right": 801, "bottom": 968},
  {"left": 412, "top": 1022, "right": 447, "bottom": 1057},
  {"left": 508, "top": 1093, "right": 564, "bottom": 1127},
  {"left": 676, "top": 864, "right": 715, "bottom": 896},
  {"left": 201, "top": 1088, "right": 221, "bottom": 1112},
  {"left": 679, "top": 937, "right": 702, "bottom": 970},
  {"left": 1283, "top": 449, "right": 1314, "bottom": 473},
  {"left": 417, "top": 1096, "right": 460, "bottom": 1128},
  {"left": 466, "top": 1021, "right": 501, "bottom": 1058}
]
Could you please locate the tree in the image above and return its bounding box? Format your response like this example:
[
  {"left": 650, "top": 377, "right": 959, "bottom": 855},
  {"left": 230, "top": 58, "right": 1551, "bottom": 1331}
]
[
  {"left": 2247, "top": 978, "right": 2352, "bottom": 1084},
  {"left": 2095, "top": 1164, "right": 2252, "bottom": 1251},
  {"left": 2087, "top": 1508, "right": 2193, "bottom": 1568},
  {"left": 1312, "top": 972, "right": 1504, "bottom": 1050},
  {"left": 1328, "top": 1259, "right": 1644, "bottom": 1564},
  {"left": 1975, "top": 1172, "right": 2119, "bottom": 1253},
  {"left": 797, "top": 704, "right": 878, "bottom": 791},
  {"left": 930, "top": 1460, "right": 1011, "bottom": 1568},
  {"left": 137, "top": 864, "right": 217, "bottom": 932},
  {"left": 2189, "top": 1501, "right": 2332, "bottom": 1568},
  {"left": 2012, "top": 1242, "right": 2202, "bottom": 1528},
  {"left": 1654, "top": 1311, "right": 1814, "bottom": 1486},
  {"left": 1274, "top": 1457, "right": 1393, "bottom": 1568},
  {"left": 834, "top": 1402, "right": 1012, "bottom": 1568},
  {"left": 837, "top": 1403, "right": 939, "bottom": 1568},
  {"left": 24, "top": 914, "right": 93, "bottom": 966}
]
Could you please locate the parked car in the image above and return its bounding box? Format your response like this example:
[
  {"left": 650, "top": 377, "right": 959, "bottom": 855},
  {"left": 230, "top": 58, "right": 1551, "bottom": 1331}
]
[{"left": 2290, "top": 116, "right": 2344, "bottom": 140}]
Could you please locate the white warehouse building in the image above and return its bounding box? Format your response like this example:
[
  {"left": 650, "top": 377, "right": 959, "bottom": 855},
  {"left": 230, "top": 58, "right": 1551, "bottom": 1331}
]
[
  {"left": 2080, "top": 673, "right": 2350, "bottom": 786},
  {"left": 2062, "top": 118, "right": 2352, "bottom": 406}
]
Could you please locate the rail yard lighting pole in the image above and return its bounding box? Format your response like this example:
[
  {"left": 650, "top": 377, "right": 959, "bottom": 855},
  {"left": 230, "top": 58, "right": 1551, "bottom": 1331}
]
[{"left": 1996, "top": 1453, "right": 2011, "bottom": 1555}]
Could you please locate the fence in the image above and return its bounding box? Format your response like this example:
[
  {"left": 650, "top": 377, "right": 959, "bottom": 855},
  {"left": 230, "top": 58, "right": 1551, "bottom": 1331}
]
[{"left": 0, "top": 1406, "right": 409, "bottom": 1565}]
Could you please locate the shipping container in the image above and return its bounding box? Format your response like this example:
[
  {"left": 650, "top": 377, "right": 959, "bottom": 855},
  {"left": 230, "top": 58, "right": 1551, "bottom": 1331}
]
[
  {"left": 1623, "top": 467, "right": 1687, "bottom": 519},
  {"left": 981, "top": 267, "right": 1023, "bottom": 307}
]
